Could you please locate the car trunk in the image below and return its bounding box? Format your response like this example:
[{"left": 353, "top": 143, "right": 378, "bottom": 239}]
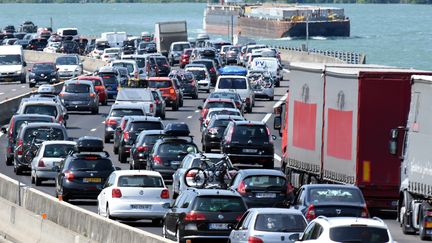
[
  {"left": 117, "top": 187, "right": 165, "bottom": 203},
  {"left": 311, "top": 203, "right": 366, "bottom": 218},
  {"left": 195, "top": 211, "right": 241, "bottom": 232}
]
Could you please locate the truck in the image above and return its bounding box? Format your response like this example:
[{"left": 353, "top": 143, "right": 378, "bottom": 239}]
[
  {"left": 390, "top": 75, "right": 432, "bottom": 240},
  {"left": 100, "top": 32, "right": 127, "bottom": 48},
  {"left": 154, "top": 21, "right": 188, "bottom": 57},
  {"left": 273, "top": 62, "right": 431, "bottom": 211}
]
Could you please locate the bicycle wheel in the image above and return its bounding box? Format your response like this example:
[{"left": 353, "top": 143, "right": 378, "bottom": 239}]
[{"left": 184, "top": 167, "right": 207, "bottom": 189}]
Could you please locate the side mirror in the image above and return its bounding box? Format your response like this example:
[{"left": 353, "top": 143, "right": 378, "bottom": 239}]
[
  {"left": 197, "top": 106, "right": 203, "bottom": 110},
  {"left": 23, "top": 61, "right": 27, "bottom": 67},
  {"left": 272, "top": 135, "right": 277, "bottom": 141},
  {"left": 289, "top": 233, "right": 301, "bottom": 241},
  {"left": 1, "top": 127, "right": 7, "bottom": 133},
  {"left": 64, "top": 114, "right": 69, "bottom": 120},
  {"left": 115, "top": 167, "right": 121, "bottom": 171},
  {"left": 181, "top": 202, "right": 189, "bottom": 208},
  {"left": 139, "top": 70, "right": 144, "bottom": 74},
  {"left": 389, "top": 129, "right": 399, "bottom": 155},
  {"left": 274, "top": 116, "right": 282, "bottom": 130}
]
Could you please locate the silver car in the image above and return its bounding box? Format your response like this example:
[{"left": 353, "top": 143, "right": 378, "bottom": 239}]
[
  {"left": 59, "top": 79, "right": 99, "bottom": 114},
  {"left": 247, "top": 70, "right": 275, "bottom": 101},
  {"left": 229, "top": 208, "right": 307, "bottom": 243}
]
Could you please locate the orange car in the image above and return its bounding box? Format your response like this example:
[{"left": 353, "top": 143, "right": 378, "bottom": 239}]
[
  {"left": 147, "top": 77, "right": 180, "bottom": 111},
  {"left": 78, "top": 76, "right": 108, "bottom": 105}
]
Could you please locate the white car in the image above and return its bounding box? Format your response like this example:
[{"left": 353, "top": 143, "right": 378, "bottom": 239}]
[
  {"left": 97, "top": 170, "right": 171, "bottom": 225},
  {"left": 295, "top": 216, "right": 395, "bottom": 242},
  {"left": 31, "top": 141, "right": 76, "bottom": 186},
  {"left": 43, "top": 41, "right": 60, "bottom": 53},
  {"left": 101, "top": 47, "right": 121, "bottom": 63},
  {"left": 55, "top": 54, "right": 83, "bottom": 79},
  {"left": 215, "top": 75, "right": 255, "bottom": 113},
  {"left": 185, "top": 66, "right": 211, "bottom": 93},
  {"left": 110, "top": 60, "right": 141, "bottom": 80}
]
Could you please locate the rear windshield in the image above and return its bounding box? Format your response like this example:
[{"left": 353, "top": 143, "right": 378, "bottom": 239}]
[
  {"left": 65, "top": 83, "right": 90, "bottom": 93},
  {"left": 243, "top": 175, "right": 286, "bottom": 190},
  {"left": 192, "top": 61, "right": 212, "bottom": 69},
  {"left": 189, "top": 70, "right": 206, "bottom": 80},
  {"left": 62, "top": 29, "right": 78, "bottom": 36},
  {"left": 173, "top": 43, "right": 190, "bottom": 51},
  {"left": 308, "top": 188, "right": 364, "bottom": 204},
  {"left": 208, "top": 110, "right": 240, "bottom": 118},
  {"left": 209, "top": 92, "right": 239, "bottom": 101},
  {"left": 117, "top": 175, "right": 163, "bottom": 187},
  {"left": 254, "top": 214, "right": 306, "bottom": 232},
  {"left": 218, "top": 78, "right": 247, "bottom": 89},
  {"left": 112, "top": 62, "right": 134, "bottom": 73},
  {"left": 67, "top": 159, "right": 113, "bottom": 171},
  {"left": 158, "top": 143, "right": 198, "bottom": 155},
  {"left": 43, "top": 144, "right": 75, "bottom": 158},
  {"left": 24, "top": 105, "right": 57, "bottom": 118},
  {"left": 100, "top": 75, "right": 117, "bottom": 85},
  {"left": 23, "top": 127, "right": 64, "bottom": 143},
  {"left": 0, "top": 54, "right": 22, "bottom": 65},
  {"left": 110, "top": 108, "right": 144, "bottom": 117},
  {"left": 232, "top": 125, "right": 269, "bottom": 143},
  {"left": 330, "top": 226, "right": 389, "bottom": 243},
  {"left": 81, "top": 79, "right": 102, "bottom": 86},
  {"left": 210, "top": 119, "right": 232, "bottom": 128},
  {"left": 123, "top": 57, "right": 145, "bottom": 68},
  {"left": 148, "top": 80, "right": 172, "bottom": 88},
  {"left": 140, "top": 134, "right": 161, "bottom": 145},
  {"left": 194, "top": 196, "right": 246, "bottom": 212},
  {"left": 206, "top": 102, "right": 235, "bottom": 109},
  {"left": 130, "top": 122, "right": 163, "bottom": 132},
  {"left": 116, "top": 89, "right": 152, "bottom": 101}
]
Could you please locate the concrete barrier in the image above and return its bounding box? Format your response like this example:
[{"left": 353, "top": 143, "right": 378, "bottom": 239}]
[{"left": 279, "top": 49, "right": 344, "bottom": 64}]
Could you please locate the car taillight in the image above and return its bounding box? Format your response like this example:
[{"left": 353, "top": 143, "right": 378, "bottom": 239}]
[
  {"left": 186, "top": 170, "right": 196, "bottom": 178},
  {"left": 237, "top": 180, "right": 246, "bottom": 195},
  {"left": 137, "top": 146, "right": 148, "bottom": 152},
  {"left": 90, "top": 93, "right": 95, "bottom": 97},
  {"left": 236, "top": 102, "right": 241, "bottom": 109},
  {"left": 236, "top": 214, "right": 243, "bottom": 221},
  {"left": 123, "top": 131, "right": 130, "bottom": 141},
  {"left": 305, "top": 205, "right": 316, "bottom": 221},
  {"left": 112, "top": 188, "right": 122, "bottom": 198},
  {"left": 160, "top": 189, "right": 169, "bottom": 199},
  {"left": 184, "top": 212, "right": 206, "bottom": 221},
  {"left": 59, "top": 93, "right": 65, "bottom": 97},
  {"left": 205, "top": 119, "right": 210, "bottom": 126},
  {"left": 155, "top": 99, "right": 160, "bottom": 105},
  {"left": 202, "top": 108, "right": 209, "bottom": 118},
  {"left": 245, "top": 97, "right": 251, "bottom": 104},
  {"left": 106, "top": 118, "right": 117, "bottom": 126},
  {"left": 38, "top": 159, "right": 45, "bottom": 167},
  {"left": 153, "top": 155, "right": 163, "bottom": 165},
  {"left": 248, "top": 236, "right": 264, "bottom": 243},
  {"left": 104, "top": 55, "right": 109, "bottom": 58},
  {"left": 58, "top": 115, "right": 63, "bottom": 123},
  {"left": 150, "top": 103, "right": 154, "bottom": 113},
  {"left": 210, "top": 67, "right": 215, "bottom": 73},
  {"left": 191, "top": 81, "right": 196, "bottom": 86},
  {"left": 361, "top": 207, "right": 369, "bottom": 218},
  {"left": 208, "top": 128, "right": 218, "bottom": 135},
  {"left": 64, "top": 171, "right": 74, "bottom": 181},
  {"left": 169, "top": 88, "right": 175, "bottom": 94},
  {"left": 8, "top": 117, "right": 14, "bottom": 137},
  {"left": 16, "top": 139, "right": 23, "bottom": 155}
]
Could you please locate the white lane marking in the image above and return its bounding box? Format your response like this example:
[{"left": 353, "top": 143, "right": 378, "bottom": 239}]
[
  {"left": 0, "top": 92, "right": 4, "bottom": 95},
  {"left": 21, "top": 85, "right": 25, "bottom": 88},
  {"left": 273, "top": 92, "right": 288, "bottom": 109},
  {"left": 90, "top": 128, "right": 97, "bottom": 132},
  {"left": 274, "top": 154, "right": 282, "bottom": 161},
  {"left": 262, "top": 113, "right": 272, "bottom": 123},
  {"left": 283, "top": 68, "right": 290, "bottom": 73},
  {"left": 0, "top": 131, "right": 3, "bottom": 137},
  {"left": 11, "top": 89, "right": 16, "bottom": 91},
  {"left": 195, "top": 110, "right": 200, "bottom": 113},
  {"left": 102, "top": 121, "right": 105, "bottom": 124},
  {"left": 187, "top": 116, "right": 192, "bottom": 119}
]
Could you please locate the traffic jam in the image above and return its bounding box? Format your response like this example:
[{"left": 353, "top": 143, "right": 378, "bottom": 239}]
[{"left": 1, "top": 23, "right": 421, "bottom": 243}]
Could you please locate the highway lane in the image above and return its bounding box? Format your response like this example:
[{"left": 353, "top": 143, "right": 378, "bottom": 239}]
[
  {"left": 0, "top": 75, "right": 421, "bottom": 242},
  {"left": 0, "top": 82, "right": 35, "bottom": 101}
]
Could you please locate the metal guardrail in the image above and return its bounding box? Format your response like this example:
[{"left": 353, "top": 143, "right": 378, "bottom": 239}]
[{"left": 273, "top": 45, "right": 366, "bottom": 64}]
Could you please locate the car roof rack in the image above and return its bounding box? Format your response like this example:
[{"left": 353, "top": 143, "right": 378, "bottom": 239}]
[{"left": 161, "top": 135, "right": 194, "bottom": 142}]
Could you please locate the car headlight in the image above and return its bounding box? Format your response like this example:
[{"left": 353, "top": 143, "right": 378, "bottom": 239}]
[
  {"left": 16, "top": 71, "right": 22, "bottom": 75},
  {"left": 29, "top": 72, "right": 35, "bottom": 77},
  {"left": 75, "top": 67, "right": 80, "bottom": 72},
  {"left": 51, "top": 72, "right": 57, "bottom": 76}
]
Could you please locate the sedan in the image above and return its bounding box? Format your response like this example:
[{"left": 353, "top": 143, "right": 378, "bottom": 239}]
[{"left": 97, "top": 170, "right": 171, "bottom": 225}]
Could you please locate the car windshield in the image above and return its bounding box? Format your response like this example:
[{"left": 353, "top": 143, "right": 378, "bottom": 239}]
[
  {"left": 23, "top": 127, "right": 64, "bottom": 143},
  {"left": 181, "top": 73, "right": 194, "bottom": 83},
  {"left": 32, "top": 63, "right": 55, "bottom": 72},
  {"left": 24, "top": 105, "right": 57, "bottom": 117},
  {"left": 218, "top": 78, "right": 247, "bottom": 89},
  {"left": 254, "top": 214, "right": 306, "bottom": 232},
  {"left": 189, "top": 70, "right": 206, "bottom": 80},
  {"left": 148, "top": 80, "right": 171, "bottom": 88},
  {"left": 158, "top": 142, "right": 198, "bottom": 155},
  {"left": 67, "top": 159, "right": 113, "bottom": 171},
  {"left": 65, "top": 83, "right": 90, "bottom": 93},
  {"left": 130, "top": 122, "right": 163, "bottom": 132},
  {"left": 330, "top": 226, "right": 389, "bottom": 243},
  {"left": 110, "top": 109, "right": 144, "bottom": 117},
  {"left": 117, "top": 175, "right": 163, "bottom": 187},
  {"left": 206, "top": 102, "right": 235, "bottom": 109},
  {"left": 194, "top": 196, "right": 246, "bottom": 212},
  {"left": 100, "top": 74, "right": 117, "bottom": 85},
  {"left": 105, "top": 49, "right": 119, "bottom": 54},
  {"left": 210, "top": 119, "right": 232, "bottom": 127},
  {"left": 232, "top": 125, "right": 269, "bottom": 143},
  {"left": 116, "top": 89, "right": 152, "bottom": 101},
  {"left": 123, "top": 57, "right": 145, "bottom": 68},
  {"left": 308, "top": 188, "right": 364, "bottom": 204},
  {"left": 243, "top": 175, "right": 286, "bottom": 190},
  {"left": 0, "top": 54, "right": 22, "bottom": 65},
  {"left": 43, "top": 144, "right": 75, "bottom": 158},
  {"left": 173, "top": 44, "right": 190, "bottom": 51},
  {"left": 56, "top": 56, "right": 77, "bottom": 65},
  {"left": 139, "top": 42, "right": 155, "bottom": 49},
  {"left": 112, "top": 62, "right": 134, "bottom": 73}
]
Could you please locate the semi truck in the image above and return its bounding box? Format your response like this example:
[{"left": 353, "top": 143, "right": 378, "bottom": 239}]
[
  {"left": 273, "top": 62, "right": 431, "bottom": 211},
  {"left": 390, "top": 75, "right": 432, "bottom": 240},
  {"left": 154, "top": 21, "right": 188, "bottom": 57}
]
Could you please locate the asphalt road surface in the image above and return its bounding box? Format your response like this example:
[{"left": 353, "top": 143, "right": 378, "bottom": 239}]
[{"left": 0, "top": 72, "right": 422, "bottom": 243}]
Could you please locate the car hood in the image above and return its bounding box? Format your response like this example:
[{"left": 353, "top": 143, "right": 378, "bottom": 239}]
[
  {"left": 0, "top": 65, "right": 22, "bottom": 72},
  {"left": 57, "top": 65, "right": 79, "bottom": 71}
]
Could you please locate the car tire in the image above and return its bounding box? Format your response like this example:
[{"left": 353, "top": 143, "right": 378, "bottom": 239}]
[
  {"left": 246, "top": 106, "right": 252, "bottom": 113},
  {"left": 269, "top": 96, "right": 274, "bottom": 101},
  {"left": 35, "top": 174, "right": 42, "bottom": 186},
  {"left": 172, "top": 102, "right": 179, "bottom": 111},
  {"left": 161, "top": 112, "right": 166, "bottom": 120},
  {"left": 106, "top": 204, "right": 113, "bottom": 219},
  {"left": 206, "top": 89, "right": 210, "bottom": 93},
  {"left": 114, "top": 145, "right": 119, "bottom": 154},
  {"left": 275, "top": 80, "right": 280, "bottom": 87},
  {"left": 179, "top": 99, "right": 183, "bottom": 107},
  {"left": 21, "top": 76, "right": 26, "bottom": 84},
  {"left": 152, "top": 218, "right": 162, "bottom": 226},
  {"left": 192, "top": 93, "right": 198, "bottom": 99},
  {"left": 31, "top": 173, "right": 35, "bottom": 184},
  {"left": 5, "top": 156, "right": 13, "bottom": 166},
  {"left": 104, "top": 135, "right": 110, "bottom": 143},
  {"left": 162, "top": 224, "right": 168, "bottom": 238},
  {"left": 15, "top": 166, "right": 22, "bottom": 175},
  {"left": 29, "top": 83, "right": 34, "bottom": 88},
  {"left": 102, "top": 100, "right": 108, "bottom": 106},
  {"left": 91, "top": 107, "right": 99, "bottom": 114},
  {"left": 119, "top": 150, "right": 127, "bottom": 164}
]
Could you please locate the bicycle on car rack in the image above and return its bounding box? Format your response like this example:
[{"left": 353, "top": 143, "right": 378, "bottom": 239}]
[{"left": 183, "top": 153, "right": 239, "bottom": 189}]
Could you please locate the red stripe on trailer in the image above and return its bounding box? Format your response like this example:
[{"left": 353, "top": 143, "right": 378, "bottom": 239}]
[
  {"left": 327, "top": 108, "right": 353, "bottom": 160},
  {"left": 293, "top": 101, "right": 317, "bottom": 151}
]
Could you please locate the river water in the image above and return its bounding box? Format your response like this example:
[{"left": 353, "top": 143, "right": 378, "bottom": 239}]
[{"left": 0, "top": 3, "right": 430, "bottom": 69}]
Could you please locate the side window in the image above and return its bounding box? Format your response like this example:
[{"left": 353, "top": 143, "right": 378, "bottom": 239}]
[
  {"left": 173, "top": 193, "right": 185, "bottom": 208},
  {"left": 310, "top": 223, "right": 324, "bottom": 239},
  {"left": 230, "top": 173, "right": 242, "bottom": 187},
  {"left": 236, "top": 211, "right": 249, "bottom": 230},
  {"left": 295, "top": 188, "right": 305, "bottom": 205},
  {"left": 241, "top": 212, "right": 253, "bottom": 230},
  {"left": 301, "top": 222, "right": 315, "bottom": 240},
  {"left": 180, "top": 156, "right": 190, "bottom": 169},
  {"left": 182, "top": 194, "right": 193, "bottom": 208},
  {"left": 104, "top": 173, "right": 115, "bottom": 188}
]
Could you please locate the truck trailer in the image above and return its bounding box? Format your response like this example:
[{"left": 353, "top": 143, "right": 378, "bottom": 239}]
[
  {"left": 154, "top": 21, "right": 188, "bottom": 57},
  {"left": 274, "top": 62, "right": 431, "bottom": 211}
]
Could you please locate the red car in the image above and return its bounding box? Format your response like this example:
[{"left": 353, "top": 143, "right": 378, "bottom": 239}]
[
  {"left": 179, "top": 48, "right": 192, "bottom": 68},
  {"left": 78, "top": 76, "right": 108, "bottom": 105}
]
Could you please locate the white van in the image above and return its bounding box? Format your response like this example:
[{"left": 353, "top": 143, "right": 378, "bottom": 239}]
[
  {"left": 215, "top": 75, "right": 255, "bottom": 113},
  {"left": 101, "top": 32, "right": 127, "bottom": 48},
  {"left": 249, "top": 57, "right": 283, "bottom": 87},
  {"left": 0, "top": 45, "right": 27, "bottom": 83},
  {"left": 56, "top": 28, "right": 78, "bottom": 38}
]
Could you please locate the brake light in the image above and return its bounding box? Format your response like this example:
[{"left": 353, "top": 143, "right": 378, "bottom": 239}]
[
  {"left": 153, "top": 155, "right": 163, "bottom": 165},
  {"left": 305, "top": 205, "right": 316, "bottom": 220},
  {"left": 210, "top": 67, "right": 215, "bottom": 73},
  {"left": 90, "top": 93, "right": 95, "bottom": 97},
  {"left": 123, "top": 131, "right": 130, "bottom": 142},
  {"left": 237, "top": 180, "right": 246, "bottom": 195},
  {"left": 16, "top": 139, "right": 23, "bottom": 155},
  {"left": 160, "top": 189, "right": 169, "bottom": 199},
  {"left": 184, "top": 212, "right": 206, "bottom": 221},
  {"left": 191, "top": 81, "right": 196, "bottom": 86},
  {"left": 361, "top": 207, "right": 369, "bottom": 218},
  {"left": 59, "top": 93, "right": 65, "bottom": 97},
  {"left": 58, "top": 115, "right": 63, "bottom": 123},
  {"left": 137, "top": 146, "right": 148, "bottom": 152},
  {"left": 150, "top": 103, "right": 154, "bottom": 113},
  {"left": 112, "top": 188, "right": 122, "bottom": 198},
  {"left": 106, "top": 118, "right": 117, "bottom": 126},
  {"left": 155, "top": 99, "right": 160, "bottom": 105},
  {"left": 205, "top": 119, "right": 210, "bottom": 126},
  {"left": 104, "top": 55, "right": 109, "bottom": 58},
  {"left": 248, "top": 236, "right": 264, "bottom": 243},
  {"left": 64, "top": 171, "right": 74, "bottom": 181},
  {"left": 169, "top": 88, "right": 175, "bottom": 94},
  {"left": 186, "top": 170, "right": 196, "bottom": 178},
  {"left": 38, "top": 159, "right": 45, "bottom": 167}
]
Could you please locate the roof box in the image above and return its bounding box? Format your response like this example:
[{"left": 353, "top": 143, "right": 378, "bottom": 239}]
[
  {"left": 164, "top": 122, "right": 190, "bottom": 136},
  {"left": 76, "top": 136, "right": 104, "bottom": 152},
  {"left": 219, "top": 66, "right": 247, "bottom": 76}
]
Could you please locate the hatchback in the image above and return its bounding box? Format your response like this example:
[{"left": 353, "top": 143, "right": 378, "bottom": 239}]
[
  {"left": 147, "top": 77, "right": 181, "bottom": 111},
  {"left": 104, "top": 103, "right": 146, "bottom": 143},
  {"left": 78, "top": 76, "right": 108, "bottom": 105},
  {"left": 130, "top": 130, "right": 164, "bottom": 170},
  {"left": 28, "top": 62, "right": 59, "bottom": 88},
  {"left": 201, "top": 114, "right": 245, "bottom": 152},
  {"left": 59, "top": 79, "right": 99, "bottom": 114}
]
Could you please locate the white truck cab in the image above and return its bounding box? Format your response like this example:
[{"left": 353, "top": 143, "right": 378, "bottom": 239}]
[{"left": 0, "top": 45, "right": 27, "bottom": 83}]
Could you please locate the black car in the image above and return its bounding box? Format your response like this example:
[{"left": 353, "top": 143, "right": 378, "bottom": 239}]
[
  {"left": 221, "top": 121, "right": 274, "bottom": 169},
  {"left": 201, "top": 114, "right": 245, "bottom": 152},
  {"left": 14, "top": 122, "right": 68, "bottom": 175},
  {"left": 191, "top": 59, "right": 218, "bottom": 86},
  {"left": 229, "top": 169, "right": 289, "bottom": 208},
  {"left": 2, "top": 114, "right": 55, "bottom": 166},
  {"left": 55, "top": 136, "right": 116, "bottom": 202},
  {"left": 118, "top": 116, "right": 164, "bottom": 164},
  {"left": 27, "top": 38, "right": 47, "bottom": 51},
  {"left": 150, "top": 55, "right": 171, "bottom": 77},
  {"left": 178, "top": 72, "right": 198, "bottom": 99},
  {"left": 163, "top": 188, "right": 247, "bottom": 243},
  {"left": 28, "top": 62, "right": 59, "bottom": 88},
  {"left": 292, "top": 184, "right": 369, "bottom": 221},
  {"left": 104, "top": 103, "right": 145, "bottom": 143},
  {"left": 130, "top": 130, "right": 164, "bottom": 170},
  {"left": 60, "top": 40, "right": 79, "bottom": 54}
]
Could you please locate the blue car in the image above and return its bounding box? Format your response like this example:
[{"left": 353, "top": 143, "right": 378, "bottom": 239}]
[{"left": 97, "top": 66, "right": 120, "bottom": 99}]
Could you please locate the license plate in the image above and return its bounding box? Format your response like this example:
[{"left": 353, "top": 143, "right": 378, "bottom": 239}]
[
  {"left": 209, "top": 223, "right": 229, "bottom": 230},
  {"left": 243, "top": 149, "right": 257, "bottom": 153},
  {"left": 427, "top": 230, "right": 432, "bottom": 235},
  {"left": 71, "top": 101, "right": 83, "bottom": 105},
  {"left": 171, "top": 161, "right": 180, "bottom": 166},
  {"left": 83, "top": 178, "right": 101, "bottom": 183},
  {"left": 131, "top": 204, "right": 152, "bottom": 210},
  {"left": 256, "top": 193, "right": 276, "bottom": 198}
]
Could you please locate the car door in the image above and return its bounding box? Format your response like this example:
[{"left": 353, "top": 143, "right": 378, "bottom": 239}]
[
  {"left": 173, "top": 155, "right": 191, "bottom": 192},
  {"left": 99, "top": 173, "right": 116, "bottom": 213},
  {"left": 165, "top": 192, "right": 186, "bottom": 238},
  {"left": 230, "top": 211, "right": 254, "bottom": 243},
  {"left": 294, "top": 187, "right": 307, "bottom": 213}
]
